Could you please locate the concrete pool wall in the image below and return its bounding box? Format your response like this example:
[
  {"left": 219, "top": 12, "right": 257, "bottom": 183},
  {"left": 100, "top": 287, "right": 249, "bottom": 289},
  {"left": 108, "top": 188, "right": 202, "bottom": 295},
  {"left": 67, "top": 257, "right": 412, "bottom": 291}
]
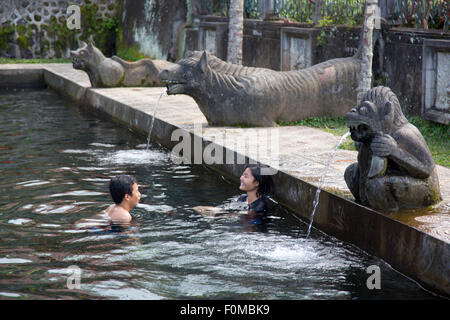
[{"left": 1, "top": 64, "right": 449, "bottom": 297}]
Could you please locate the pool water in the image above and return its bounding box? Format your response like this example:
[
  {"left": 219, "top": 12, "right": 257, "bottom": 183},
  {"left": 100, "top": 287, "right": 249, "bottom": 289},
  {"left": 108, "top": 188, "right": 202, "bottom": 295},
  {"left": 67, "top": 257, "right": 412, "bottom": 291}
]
[{"left": 0, "top": 89, "right": 437, "bottom": 299}]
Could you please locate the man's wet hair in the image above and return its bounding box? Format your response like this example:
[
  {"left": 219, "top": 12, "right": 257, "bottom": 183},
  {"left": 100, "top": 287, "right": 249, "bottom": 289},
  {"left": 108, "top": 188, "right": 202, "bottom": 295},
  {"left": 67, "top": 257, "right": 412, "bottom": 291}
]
[{"left": 109, "top": 175, "right": 137, "bottom": 204}]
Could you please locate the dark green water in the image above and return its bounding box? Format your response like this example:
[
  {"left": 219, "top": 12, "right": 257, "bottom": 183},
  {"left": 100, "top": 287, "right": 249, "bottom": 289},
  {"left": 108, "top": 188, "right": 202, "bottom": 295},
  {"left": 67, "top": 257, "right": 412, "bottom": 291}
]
[{"left": 0, "top": 89, "right": 437, "bottom": 299}]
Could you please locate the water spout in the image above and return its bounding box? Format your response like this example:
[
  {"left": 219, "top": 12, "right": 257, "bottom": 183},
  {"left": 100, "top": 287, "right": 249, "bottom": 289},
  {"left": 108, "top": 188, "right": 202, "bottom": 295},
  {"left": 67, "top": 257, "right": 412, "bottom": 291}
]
[
  {"left": 305, "top": 131, "right": 351, "bottom": 238},
  {"left": 146, "top": 89, "right": 167, "bottom": 150}
]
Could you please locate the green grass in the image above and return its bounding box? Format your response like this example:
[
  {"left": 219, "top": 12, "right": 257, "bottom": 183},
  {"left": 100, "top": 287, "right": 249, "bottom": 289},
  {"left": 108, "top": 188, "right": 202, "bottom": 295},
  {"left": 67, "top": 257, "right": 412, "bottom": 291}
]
[
  {"left": 278, "top": 117, "right": 349, "bottom": 136},
  {"left": 0, "top": 57, "right": 71, "bottom": 64},
  {"left": 277, "top": 116, "right": 449, "bottom": 168},
  {"left": 408, "top": 117, "right": 450, "bottom": 168}
]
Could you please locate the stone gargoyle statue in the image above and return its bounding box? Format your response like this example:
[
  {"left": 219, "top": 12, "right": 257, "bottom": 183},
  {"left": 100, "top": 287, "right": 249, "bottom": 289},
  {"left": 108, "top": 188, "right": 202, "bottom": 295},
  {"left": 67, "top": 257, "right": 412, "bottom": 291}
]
[
  {"left": 158, "top": 50, "right": 361, "bottom": 127},
  {"left": 70, "top": 41, "right": 173, "bottom": 87},
  {"left": 345, "top": 86, "right": 442, "bottom": 212},
  {"left": 185, "top": 50, "right": 275, "bottom": 77}
]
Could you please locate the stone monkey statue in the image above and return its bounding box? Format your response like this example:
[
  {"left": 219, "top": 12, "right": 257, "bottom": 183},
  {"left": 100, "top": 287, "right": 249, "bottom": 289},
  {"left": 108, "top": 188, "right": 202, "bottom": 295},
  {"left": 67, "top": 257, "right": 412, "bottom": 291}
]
[{"left": 345, "top": 86, "right": 442, "bottom": 211}]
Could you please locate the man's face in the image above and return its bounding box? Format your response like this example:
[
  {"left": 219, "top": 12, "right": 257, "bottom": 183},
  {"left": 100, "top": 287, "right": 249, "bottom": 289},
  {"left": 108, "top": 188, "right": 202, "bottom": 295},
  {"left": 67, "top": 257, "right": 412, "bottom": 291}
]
[{"left": 126, "top": 183, "right": 141, "bottom": 208}]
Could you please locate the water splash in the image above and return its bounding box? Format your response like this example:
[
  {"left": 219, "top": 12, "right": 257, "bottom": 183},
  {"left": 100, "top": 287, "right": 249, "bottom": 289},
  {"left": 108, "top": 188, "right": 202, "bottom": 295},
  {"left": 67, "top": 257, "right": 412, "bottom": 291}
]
[
  {"left": 306, "top": 131, "right": 351, "bottom": 238},
  {"left": 99, "top": 149, "right": 169, "bottom": 166},
  {"left": 146, "top": 89, "right": 167, "bottom": 150}
]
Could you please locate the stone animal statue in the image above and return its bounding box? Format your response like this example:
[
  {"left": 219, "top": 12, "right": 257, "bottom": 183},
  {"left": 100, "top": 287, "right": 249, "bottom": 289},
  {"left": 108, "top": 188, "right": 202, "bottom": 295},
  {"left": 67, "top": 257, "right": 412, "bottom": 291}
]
[
  {"left": 70, "top": 41, "right": 173, "bottom": 87},
  {"left": 158, "top": 51, "right": 360, "bottom": 127},
  {"left": 185, "top": 50, "right": 275, "bottom": 77},
  {"left": 345, "top": 86, "right": 442, "bottom": 212}
]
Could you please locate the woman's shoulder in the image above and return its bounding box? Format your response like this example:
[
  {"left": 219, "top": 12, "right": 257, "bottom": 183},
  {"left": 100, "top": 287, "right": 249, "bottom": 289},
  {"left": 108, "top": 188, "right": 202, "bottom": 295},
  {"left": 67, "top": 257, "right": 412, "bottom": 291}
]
[
  {"left": 249, "top": 196, "right": 268, "bottom": 213},
  {"left": 238, "top": 194, "right": 248, "bottom": 202}
]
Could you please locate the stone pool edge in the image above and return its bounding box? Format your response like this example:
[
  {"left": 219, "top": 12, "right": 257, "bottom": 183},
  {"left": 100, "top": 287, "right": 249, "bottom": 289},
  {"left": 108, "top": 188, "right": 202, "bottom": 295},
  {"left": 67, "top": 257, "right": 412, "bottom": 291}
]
[{"left": 2, "top": 65, "right": 449, "bottom": 298}]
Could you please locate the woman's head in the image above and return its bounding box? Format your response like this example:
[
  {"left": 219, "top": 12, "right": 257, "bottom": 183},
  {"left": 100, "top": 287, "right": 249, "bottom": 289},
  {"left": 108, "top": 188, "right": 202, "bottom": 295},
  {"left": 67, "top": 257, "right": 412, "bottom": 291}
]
[{"left": 239, "top": 164, "right": 274, "bottom": 197}]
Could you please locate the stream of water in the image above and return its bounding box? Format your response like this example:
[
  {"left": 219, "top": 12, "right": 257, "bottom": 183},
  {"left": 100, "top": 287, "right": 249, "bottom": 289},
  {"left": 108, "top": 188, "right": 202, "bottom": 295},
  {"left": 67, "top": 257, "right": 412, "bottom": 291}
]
[
  {"left": 146, "top": 89, "right": 167, "bottom": 150},
  {"left": 306, "top": 132, "right": 351, "bottom": 237}
]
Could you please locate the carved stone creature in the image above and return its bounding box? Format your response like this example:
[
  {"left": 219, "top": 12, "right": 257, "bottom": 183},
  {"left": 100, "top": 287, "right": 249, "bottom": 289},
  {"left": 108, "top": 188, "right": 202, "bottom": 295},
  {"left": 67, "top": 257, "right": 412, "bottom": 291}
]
[
  {"left": 345, "top": 86, "right": 442, "bottom": 211},
  {"left": 70, "top": 42, "right": 173, "bottom": 88},
  {"left": 158, "top": 51, "right": 361, "bottom": 127},
  {"left": 185, "top": 50, "right": 275, "bottom": 77}
]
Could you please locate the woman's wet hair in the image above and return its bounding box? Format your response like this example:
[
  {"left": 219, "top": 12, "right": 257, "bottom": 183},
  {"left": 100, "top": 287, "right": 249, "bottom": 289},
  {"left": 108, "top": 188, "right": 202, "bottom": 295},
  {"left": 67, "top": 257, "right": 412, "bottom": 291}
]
[
  {"left": 109, "top": 175, "right": 137, "bottom": 204},
  {"left": 245, "top": 164, "right": 275, "bottom": 197}
]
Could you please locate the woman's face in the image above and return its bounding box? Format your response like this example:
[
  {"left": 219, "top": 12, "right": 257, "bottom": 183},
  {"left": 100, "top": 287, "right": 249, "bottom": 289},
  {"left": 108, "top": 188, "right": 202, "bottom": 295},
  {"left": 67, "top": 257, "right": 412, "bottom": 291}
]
[{"left": 239, "top": 168, "right": 259, "bottom": 192}]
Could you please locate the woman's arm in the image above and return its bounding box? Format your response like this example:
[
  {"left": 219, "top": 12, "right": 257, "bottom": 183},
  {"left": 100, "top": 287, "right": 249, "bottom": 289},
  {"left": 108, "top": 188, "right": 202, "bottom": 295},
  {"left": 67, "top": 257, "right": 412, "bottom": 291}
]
[{"left": 193, "top": 206, "right": 226, "bottom": 216}]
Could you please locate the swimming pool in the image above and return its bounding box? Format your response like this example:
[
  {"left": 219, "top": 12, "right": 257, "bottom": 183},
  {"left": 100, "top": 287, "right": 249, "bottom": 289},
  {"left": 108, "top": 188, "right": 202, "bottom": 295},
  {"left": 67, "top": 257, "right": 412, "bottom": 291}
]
[{"left": 0, "top": 88, "right": 437, "bottom": 299}]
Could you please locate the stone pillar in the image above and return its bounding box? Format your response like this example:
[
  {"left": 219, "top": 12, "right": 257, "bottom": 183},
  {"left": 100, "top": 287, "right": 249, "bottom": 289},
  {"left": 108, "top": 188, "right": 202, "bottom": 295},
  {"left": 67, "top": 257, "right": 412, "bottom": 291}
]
[
  {"left": 280, "top": 28, "right": 318, "bottom": 71},
  {"left": 422, "top": 39, "right": 450, "bottom": 125}
]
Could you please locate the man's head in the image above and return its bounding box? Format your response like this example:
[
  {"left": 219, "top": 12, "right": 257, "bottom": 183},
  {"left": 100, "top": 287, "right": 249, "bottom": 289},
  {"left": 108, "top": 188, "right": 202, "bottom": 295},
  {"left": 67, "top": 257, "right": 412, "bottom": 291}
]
[{"left": 109, "top": 175, "right": 140, "bottom": 208}]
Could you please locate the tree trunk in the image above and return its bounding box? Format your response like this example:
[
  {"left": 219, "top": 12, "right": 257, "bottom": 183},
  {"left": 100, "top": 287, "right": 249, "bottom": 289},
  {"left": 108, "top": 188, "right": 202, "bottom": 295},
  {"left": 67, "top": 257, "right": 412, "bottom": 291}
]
[
  {"left": 357, "top": 0, "right": 378, "bottom": 103},
  {"left": 227, "top": 0, "right": 244, "bottom": 64}
]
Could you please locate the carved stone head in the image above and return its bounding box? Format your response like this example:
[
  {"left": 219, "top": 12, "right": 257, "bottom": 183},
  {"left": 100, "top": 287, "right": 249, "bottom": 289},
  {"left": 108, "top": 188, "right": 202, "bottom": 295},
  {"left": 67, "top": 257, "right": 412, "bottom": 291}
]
[
  {"left": 157, "top": 51, "right": 209, "bottom": 96},
  {"left": 346, "top": 86, "right": 408, "bottom": 142},
  {"left": 70, "top": 40, "right": 105, "bottom": 72}
]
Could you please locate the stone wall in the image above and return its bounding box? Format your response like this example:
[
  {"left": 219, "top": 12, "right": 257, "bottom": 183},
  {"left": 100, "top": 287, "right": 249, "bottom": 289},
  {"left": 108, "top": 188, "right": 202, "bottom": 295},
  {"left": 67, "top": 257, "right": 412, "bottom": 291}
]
[
  {"left": 0, "top": 0, "right": 117, "bottom": 59},
  {"left": 187, "top": 16, "right": 450, "bottom": 118}
]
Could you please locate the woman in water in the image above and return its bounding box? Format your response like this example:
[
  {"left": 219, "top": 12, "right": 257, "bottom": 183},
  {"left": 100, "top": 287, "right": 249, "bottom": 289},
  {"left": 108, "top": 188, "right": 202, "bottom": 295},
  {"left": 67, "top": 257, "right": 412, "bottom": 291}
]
[{"left": 194, "top": 164, "right": 275, "bottom": 224}]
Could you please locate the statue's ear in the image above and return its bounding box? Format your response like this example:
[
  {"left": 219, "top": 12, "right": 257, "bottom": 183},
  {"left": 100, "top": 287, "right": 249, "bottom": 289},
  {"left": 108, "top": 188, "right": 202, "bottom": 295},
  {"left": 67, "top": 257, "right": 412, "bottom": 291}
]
[
  {"left": 198, "top": 51, "right": 208, "bottom": 73},
  {"left": 383, "top": 101, "right": 394, "bottom": 121},
  {"left": 79, "top": 40, "right": 87, "bottom": 48}
]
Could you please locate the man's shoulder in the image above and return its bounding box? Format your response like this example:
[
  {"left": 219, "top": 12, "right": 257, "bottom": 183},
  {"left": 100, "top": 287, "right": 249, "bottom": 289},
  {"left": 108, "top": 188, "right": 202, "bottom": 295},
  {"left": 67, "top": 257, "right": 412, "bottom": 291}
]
[
  {"left": 104, "top": 204, "right": 115, "bottom": 214},
  {"left": 107, "top": 205, "right": 132, "bottom": 222}
]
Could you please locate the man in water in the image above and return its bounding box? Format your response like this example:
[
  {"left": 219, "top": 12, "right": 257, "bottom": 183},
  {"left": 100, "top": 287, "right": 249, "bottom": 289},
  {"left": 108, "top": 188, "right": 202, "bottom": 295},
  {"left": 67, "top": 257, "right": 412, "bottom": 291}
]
[{"left": 104, "top": 175, "right": 141, "bottom": 224}]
